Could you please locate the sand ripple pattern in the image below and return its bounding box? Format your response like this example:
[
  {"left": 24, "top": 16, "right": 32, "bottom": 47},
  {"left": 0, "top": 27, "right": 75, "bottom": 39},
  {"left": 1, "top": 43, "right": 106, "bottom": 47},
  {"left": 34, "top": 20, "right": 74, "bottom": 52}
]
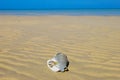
[{"left": 0, "top": 16, "right": 120, "bottom": 80}]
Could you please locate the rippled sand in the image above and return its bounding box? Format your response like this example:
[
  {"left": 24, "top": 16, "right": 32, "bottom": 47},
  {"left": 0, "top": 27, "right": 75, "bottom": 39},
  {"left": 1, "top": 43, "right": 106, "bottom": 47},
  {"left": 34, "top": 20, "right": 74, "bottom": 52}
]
[{"left": 0, "top": 15, "right": 120, "bottom": 80}]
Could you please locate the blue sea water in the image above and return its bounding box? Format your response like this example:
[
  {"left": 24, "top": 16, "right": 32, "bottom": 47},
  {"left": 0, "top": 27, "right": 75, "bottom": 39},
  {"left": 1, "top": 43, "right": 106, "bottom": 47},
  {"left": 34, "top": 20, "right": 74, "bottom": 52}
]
[{"left": 0, "top": 9, "right": 120, "bottom": 16}]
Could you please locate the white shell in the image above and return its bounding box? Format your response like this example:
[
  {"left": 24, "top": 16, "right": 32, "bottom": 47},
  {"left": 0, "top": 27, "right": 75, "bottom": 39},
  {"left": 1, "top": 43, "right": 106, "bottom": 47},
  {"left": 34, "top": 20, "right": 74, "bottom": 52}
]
[
  {"left": 47, "top": 58, "right": 60, "bottom": 72},
  {"left": 47, "top": 53, "right": 69, "bottom": 72}
]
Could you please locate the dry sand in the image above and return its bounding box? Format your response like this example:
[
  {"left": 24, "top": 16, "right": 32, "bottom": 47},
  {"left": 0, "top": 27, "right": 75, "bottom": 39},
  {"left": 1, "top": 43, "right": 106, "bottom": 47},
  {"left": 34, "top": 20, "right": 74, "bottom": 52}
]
[{"left": 0, "top": 15, "right": 120, "bottom": 80}]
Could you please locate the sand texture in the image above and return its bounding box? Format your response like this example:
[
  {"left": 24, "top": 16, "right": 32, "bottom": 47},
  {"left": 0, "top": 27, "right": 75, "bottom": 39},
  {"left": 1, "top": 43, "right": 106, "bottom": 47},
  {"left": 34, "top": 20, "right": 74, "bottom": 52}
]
[{"left": 0, "top": 15, "right": 120, "bottom": 80}]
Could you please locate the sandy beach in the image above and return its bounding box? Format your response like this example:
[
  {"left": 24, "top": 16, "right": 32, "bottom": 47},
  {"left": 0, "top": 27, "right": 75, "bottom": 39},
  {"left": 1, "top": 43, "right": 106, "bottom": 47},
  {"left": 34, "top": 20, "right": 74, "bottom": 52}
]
[{"left": 0, "top": 15, "right": 120, "bottom": 80}]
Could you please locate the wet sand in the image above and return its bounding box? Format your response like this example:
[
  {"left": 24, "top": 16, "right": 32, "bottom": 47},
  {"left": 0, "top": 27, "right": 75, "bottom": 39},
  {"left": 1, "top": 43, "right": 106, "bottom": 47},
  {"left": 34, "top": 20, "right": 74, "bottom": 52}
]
[{"left": 0, "top": 15, "right": 120, "bottom": 80}]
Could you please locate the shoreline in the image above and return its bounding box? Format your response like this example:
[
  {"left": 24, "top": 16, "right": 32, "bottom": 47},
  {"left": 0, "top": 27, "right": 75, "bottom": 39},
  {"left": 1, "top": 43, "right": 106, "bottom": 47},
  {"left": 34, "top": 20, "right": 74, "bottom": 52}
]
[{"left": 0, "top": 9, "right": 120, "bottom": 16}]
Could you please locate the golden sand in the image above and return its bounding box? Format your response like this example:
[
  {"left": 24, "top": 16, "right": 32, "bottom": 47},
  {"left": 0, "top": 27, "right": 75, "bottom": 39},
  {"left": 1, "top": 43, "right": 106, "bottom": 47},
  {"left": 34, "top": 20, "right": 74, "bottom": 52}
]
[{"left": 0, "top": 15, "right": 120, "bottom": 80}]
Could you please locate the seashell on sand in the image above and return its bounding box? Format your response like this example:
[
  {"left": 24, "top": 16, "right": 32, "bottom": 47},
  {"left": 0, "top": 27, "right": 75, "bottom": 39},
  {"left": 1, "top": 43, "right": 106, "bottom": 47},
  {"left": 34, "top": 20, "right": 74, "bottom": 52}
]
[{"left": 47, "top": 53, "right": 69, "bottom": 72}]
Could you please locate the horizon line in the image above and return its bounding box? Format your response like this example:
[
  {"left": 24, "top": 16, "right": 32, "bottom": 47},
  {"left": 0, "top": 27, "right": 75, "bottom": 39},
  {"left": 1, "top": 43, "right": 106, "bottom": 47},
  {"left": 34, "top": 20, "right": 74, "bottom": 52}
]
[{"left": 0, "top": 8, "right": 120, "bottom": 10}]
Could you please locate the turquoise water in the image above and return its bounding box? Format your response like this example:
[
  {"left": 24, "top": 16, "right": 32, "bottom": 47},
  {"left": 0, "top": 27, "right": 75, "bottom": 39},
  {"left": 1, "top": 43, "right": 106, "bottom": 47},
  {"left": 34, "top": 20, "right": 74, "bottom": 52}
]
[{"left": 0, "top": 9, "right": 120, "bottom": 16}]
